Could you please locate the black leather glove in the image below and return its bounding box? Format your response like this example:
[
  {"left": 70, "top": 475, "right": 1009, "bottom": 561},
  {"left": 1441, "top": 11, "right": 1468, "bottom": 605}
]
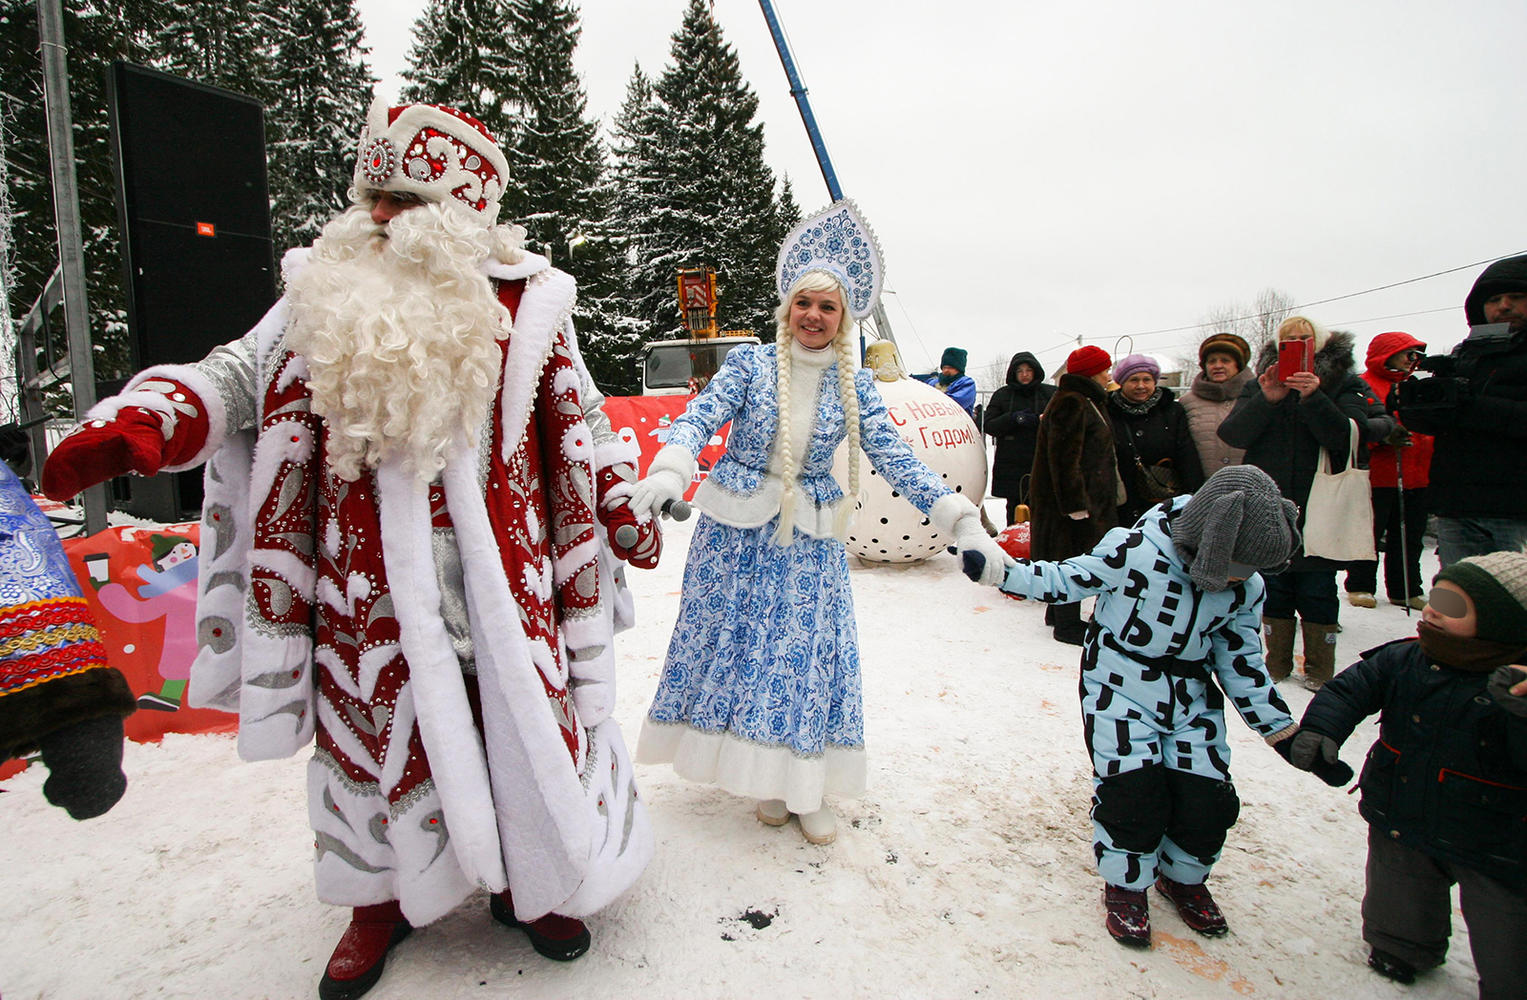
[
  {"left": 1383, "top": 424, "right": 1413, "bottom": 448},
  {"left": 1275, "top": 728, "right": 1354, "bottom": 787},
  {"left": 38, "top": 714, "right": 128, "bottom": 819}
]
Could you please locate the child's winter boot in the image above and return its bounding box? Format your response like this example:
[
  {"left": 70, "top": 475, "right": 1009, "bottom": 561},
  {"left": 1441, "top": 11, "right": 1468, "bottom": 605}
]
[
  {"left": 1154, "top": 875, "right": 1229, "bottom": 937},
  {"left": 1103, "top": 884, "right": 1150, "bottom": 947}
]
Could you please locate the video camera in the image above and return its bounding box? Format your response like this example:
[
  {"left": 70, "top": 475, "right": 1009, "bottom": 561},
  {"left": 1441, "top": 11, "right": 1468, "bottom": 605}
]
[{"left": 1393, "top": 322, "right": 1512, "bottom": 412}]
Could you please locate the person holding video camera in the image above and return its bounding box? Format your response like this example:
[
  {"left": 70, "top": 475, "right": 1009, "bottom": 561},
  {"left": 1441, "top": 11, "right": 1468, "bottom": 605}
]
[{"left": 1397, "top": 254, "right": 1527, "bottom": 569}]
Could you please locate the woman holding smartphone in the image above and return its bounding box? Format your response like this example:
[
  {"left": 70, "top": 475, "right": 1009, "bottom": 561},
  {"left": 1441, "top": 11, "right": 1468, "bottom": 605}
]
[{"left": 1217, "top": 316, "right": 1386, "bottom": 690}]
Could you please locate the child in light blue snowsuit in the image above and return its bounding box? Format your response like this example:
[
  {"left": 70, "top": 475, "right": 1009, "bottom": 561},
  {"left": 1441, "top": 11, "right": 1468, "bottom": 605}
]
[{"left": 970, "top": 466, "right": 1341, "bottom": 945}]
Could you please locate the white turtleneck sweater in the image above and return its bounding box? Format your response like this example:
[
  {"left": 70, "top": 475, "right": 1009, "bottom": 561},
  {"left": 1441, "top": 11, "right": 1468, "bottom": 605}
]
[{"left": 689, "top": 338, "right": 847, "bottom": 538}]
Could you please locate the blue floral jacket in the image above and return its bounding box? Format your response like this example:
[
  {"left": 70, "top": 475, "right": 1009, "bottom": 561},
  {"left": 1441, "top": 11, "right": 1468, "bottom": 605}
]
[{"left": 664, "top": 344, "right": 950, "bottom": 534}]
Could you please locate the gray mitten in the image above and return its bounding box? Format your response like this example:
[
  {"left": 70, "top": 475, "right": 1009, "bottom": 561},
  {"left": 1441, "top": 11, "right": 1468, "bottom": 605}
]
[
  {"left": 38, "top": 714, "right": 128, "bottom": 820},
  {"left": 1488, "top": 666, "right": 1527, "bottom": 719},
  {"left": 1279, "top": 728, "right": 1353, "bottom": 787}
]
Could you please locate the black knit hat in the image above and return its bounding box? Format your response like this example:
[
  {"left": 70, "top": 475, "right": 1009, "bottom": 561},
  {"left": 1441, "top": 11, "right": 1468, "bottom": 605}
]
[
  {"left": 1436, "top": 552, "right": 1527, "bottom": 643},
  {"left": 940, "top": 347, "right": 968, "bottom": 373},
  {"left": 1464, "top": 254, "right": 1527, "bottom": 325}
]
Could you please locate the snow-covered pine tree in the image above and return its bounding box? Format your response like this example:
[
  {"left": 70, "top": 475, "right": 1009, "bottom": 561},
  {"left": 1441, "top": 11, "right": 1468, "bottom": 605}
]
[
  {"left": 634, "top": 0, "right": 786, "bottom": 341},
  {"left": 499, "top": 0, "right": 635, "bottom": 392},
  {"left": 258, "top": 0, "right": 373, "bottom": 253},
  {"left": 149, "top": 0, "right": 270, "bottom": 92},
  {"left": 0, "top": 0, "right": 157, "bottom": 381},
  {"left": 400, "top": 0, "right": 517, "bottom": 151},
  {"left": 604, "top": 63, "right": 667, "bottom": 372}
]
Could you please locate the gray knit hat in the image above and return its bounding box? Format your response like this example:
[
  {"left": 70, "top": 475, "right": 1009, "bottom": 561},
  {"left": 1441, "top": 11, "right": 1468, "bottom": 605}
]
[
  {"left": 1437, "top": 551, "right": 1527, "bottom": 643},
  {"left": 1172, "top": 466, "right": 1300, "bottom": 592}
]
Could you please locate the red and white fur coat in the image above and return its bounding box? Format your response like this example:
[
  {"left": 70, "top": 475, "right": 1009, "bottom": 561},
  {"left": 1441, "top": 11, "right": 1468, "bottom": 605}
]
[{"left": 95, "top": 249, "right": 650, "bottom": 925}]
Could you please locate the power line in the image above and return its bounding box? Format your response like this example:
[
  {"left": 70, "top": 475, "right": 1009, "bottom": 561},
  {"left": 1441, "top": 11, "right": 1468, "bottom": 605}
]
[{"left": 1071, "top": 250, "right": 1527, "bottom": 346}]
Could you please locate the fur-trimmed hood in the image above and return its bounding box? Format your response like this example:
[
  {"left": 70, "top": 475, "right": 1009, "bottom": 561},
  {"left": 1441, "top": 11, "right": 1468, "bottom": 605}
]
[{"left": 1253, "top": 329, "right": 1359, "bottom": 395}]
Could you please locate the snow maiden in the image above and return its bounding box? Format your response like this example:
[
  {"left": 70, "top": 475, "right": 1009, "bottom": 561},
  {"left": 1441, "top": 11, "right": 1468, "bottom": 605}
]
[{"left": 629, "top": 201, "right": 1009, "bottom": 846}]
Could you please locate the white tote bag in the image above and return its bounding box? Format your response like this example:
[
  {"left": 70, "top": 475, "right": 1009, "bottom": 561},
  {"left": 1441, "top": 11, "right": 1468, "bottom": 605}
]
[{"left": 1302, "top": 419, "right": 1376, "bottom": 562}]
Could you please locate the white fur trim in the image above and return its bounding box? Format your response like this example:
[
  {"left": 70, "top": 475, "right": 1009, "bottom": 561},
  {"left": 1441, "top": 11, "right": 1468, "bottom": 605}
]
[
  {"left": 482, "top": 251, "right": 549, "bottom": 283},
  {"left": 376, "top": 455, "right": 508, "bottom": 893},
  {"left": 649, "top": 443, "right": 697, "bottom": 483},
  {"left": 497, "top": 267, "right": 576, "bottom": 459},
  {"left": 593, "top": 437, "right": 639, "bottom": 472},
  {"left": 439, "top": 452, "right": 596, "bottom": 918},
  {"left": 98, "top": 362, "right": 228, "bottom": 472}
]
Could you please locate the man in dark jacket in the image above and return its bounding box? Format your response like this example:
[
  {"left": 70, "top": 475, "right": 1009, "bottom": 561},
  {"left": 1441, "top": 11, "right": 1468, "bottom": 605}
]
[
  {"left": 1290, "top": 551, "right": 1527, "bottom": 998},
  {"left": 984, "top": 352, "right": 1056, "bottom": 524},
  {"left": 1398, "top": 254, "right": 1527, "bottom": 568},
  {"left": 1030, "top": 345, "right": 1119, "bottom": 645}
]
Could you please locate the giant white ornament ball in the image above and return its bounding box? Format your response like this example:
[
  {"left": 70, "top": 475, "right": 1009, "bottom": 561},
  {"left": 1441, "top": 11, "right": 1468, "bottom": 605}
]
[{"left": 833, "top": 368, "right": 987, "bottom": 563}]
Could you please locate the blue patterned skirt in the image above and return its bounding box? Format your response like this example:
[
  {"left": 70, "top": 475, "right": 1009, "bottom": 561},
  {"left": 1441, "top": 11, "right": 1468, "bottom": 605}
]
[{"left": 637, "top": 514, "right": 866, "bottom": 812}]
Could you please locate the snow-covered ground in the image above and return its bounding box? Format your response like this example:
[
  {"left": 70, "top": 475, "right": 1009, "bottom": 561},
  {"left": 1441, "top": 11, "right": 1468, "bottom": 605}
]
[{"left": 1, "top": 506, "right": 1474, "bottom": 999}]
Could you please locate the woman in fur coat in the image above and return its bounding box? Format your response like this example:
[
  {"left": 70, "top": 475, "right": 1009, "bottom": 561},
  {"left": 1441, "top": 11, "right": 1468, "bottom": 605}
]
[
  {"left": 628, "top": 202, "right": 1009, "bottom": 847},
  {"left": 1028, "top": 345, "right": 1121, "bottom": 646},
  {"left": 1217, "top": 317, "right": 1390, "bottom": 689}
]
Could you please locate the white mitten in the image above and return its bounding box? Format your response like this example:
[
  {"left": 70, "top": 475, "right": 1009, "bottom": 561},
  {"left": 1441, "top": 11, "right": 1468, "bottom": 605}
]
[
  {"left": 931, "top": 494, "right": 1015, "bottom": 587},
  {"left": 953, "top": 512, "right": 1014, "bottom": 587},
  {"left": 628, "top": 444, "right": 695, "bottom": 520}
]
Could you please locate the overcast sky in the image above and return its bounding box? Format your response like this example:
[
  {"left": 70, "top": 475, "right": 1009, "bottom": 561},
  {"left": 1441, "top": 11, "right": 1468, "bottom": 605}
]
[{"left": 354, "top": 0, "right": 1527, "bottom": 379}]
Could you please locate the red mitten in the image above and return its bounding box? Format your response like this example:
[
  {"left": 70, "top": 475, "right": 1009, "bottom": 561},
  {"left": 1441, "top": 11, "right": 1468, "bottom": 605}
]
[
  {"left": 42, "top": 407, "right": 169, "bottom": 501},
  {"left": 596, "top": 464, "right": 662, "bottom": 569},
  {"left": 41, "top": 378, "right": 209, "bottom": 501}
]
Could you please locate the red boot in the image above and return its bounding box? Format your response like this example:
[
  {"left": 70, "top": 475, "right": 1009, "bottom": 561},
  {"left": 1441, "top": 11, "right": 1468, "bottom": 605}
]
[
  {"left": 1103, "top": 884, "right": 1151, "bottom": 947},
  {"left": 318, "top": 901, "right": 413, "bottom": 1000},
  {"left": 489, "top": 890, "right": 591, "bottom": 961}
]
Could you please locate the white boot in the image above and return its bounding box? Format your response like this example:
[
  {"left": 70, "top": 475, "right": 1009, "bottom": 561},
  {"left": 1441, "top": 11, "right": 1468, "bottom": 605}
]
[
  {"left": 797, "top": 803, "right": 837, "bottom": 845},
  {"left": 756, "top": 799, "right": 789, "bottom": 827}
]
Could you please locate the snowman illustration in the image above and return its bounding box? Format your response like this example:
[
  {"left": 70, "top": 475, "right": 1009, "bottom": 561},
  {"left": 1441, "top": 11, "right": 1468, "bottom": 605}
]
[{"left": 95, "top": 532, "right": 199, "bottom": 711}]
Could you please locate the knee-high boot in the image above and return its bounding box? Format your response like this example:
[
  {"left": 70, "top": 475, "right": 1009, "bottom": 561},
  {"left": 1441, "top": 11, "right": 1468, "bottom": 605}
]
[
  {"left": 1301, "top": 621, "right": 1339, "bottom": 691},
  {"left": 1262, "top": 618, "right": 1296, "bottom": 681}
]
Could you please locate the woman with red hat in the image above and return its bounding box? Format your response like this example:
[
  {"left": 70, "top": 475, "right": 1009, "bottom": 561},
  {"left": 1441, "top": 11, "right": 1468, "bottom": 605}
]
[{"left": 1028, "top": 345, "right": 1122, "bottom": 644}]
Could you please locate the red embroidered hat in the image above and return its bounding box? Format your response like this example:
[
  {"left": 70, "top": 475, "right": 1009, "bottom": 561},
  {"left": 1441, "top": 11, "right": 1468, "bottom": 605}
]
[{"left": 352, "top": 97, "right": 511, "bottom": 224}]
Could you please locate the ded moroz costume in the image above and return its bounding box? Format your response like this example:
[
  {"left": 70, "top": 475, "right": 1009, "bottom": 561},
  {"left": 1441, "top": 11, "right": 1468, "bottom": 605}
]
[{"left": 41, "top": 98, "right": 654, "bottom": 1000}]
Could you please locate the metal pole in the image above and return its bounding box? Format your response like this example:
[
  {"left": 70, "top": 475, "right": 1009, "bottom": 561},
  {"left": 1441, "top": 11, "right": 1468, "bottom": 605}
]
[
  {"left": 757, "top": 0, "right": 842, "bottom": 201},
  {"left": 37, "top": 0, "right": 106, "bottom": 533},
  {"left": 757, "top": 0, "right": 896, "bottom": 353},
  {"left": 1395, "top": 449, "right": 1410, "bottom": 617}
]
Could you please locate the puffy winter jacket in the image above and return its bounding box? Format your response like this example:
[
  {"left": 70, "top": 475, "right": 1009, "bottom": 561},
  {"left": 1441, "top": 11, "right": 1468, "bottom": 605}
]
[
  {"left": 1216, "top": 331, "right": 1376, "bottom": 570},
  {"left": 1106, "top": 385, "right": 1205, "bottom": 526},
  {"left": 1300, "top": 639, "right": 1527, "bottom": 890},
  {"left": 1360, "top": 332, "right": 1433, "bottom": 490},
  {"left": 1398, "top": 257, "right": 1527, "bottom": 519},
  {"left": 984, "top": 352, "right": 1056, "bottom": 501}
]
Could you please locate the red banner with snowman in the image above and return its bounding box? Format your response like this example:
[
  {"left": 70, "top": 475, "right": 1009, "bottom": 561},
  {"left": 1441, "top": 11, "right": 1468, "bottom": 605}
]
[{"left": 60, "top": 522, "right": 237, "bottom": 743}]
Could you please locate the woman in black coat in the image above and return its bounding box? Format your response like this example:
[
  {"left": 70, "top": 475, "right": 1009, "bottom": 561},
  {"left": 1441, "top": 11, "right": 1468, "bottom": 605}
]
[
  {"left": 1105, "top": 353, "right": 1204, "bottom": 527},
  {"left": 984, "top": 351, "right": 1056, "bottom": 524},
  {"left": 1217, "top": 318, "right": 1381, "bottom": 690}
]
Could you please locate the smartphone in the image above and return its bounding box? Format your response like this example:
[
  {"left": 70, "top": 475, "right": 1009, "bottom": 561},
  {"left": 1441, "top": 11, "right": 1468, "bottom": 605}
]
[{"left": 1277, "top": 339, "right": 1313, "bottom": 381}]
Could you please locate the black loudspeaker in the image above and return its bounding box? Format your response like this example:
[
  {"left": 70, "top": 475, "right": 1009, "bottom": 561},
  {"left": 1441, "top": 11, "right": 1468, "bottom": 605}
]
[{"left": 107, "top": 62, "right": 277, "bottom": 521}]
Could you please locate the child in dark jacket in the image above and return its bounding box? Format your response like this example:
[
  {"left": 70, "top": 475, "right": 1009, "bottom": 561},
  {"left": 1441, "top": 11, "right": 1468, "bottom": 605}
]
[{"left": 1292, "top": 551, "right": 1527, "bottom": 999}]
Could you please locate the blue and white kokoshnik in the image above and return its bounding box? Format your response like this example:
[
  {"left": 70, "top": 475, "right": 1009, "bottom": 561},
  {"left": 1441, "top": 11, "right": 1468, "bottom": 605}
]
[{"left": 776, "top": 200, "right": 885, "bottom": 320}]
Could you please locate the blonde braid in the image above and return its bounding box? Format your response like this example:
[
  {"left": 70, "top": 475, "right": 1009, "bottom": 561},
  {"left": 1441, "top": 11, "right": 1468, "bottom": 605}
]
[
  {"left": 772, "top": 331, "right": 798, "bottom": 546},
  {"left": 833, "top": 332, "right": 860, "bottom": 540}
]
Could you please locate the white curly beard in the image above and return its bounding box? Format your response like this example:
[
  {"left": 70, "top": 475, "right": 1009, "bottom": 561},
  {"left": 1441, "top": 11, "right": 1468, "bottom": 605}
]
[{"left": 283, "top": 202, "right": 512, "bottom": 482}]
